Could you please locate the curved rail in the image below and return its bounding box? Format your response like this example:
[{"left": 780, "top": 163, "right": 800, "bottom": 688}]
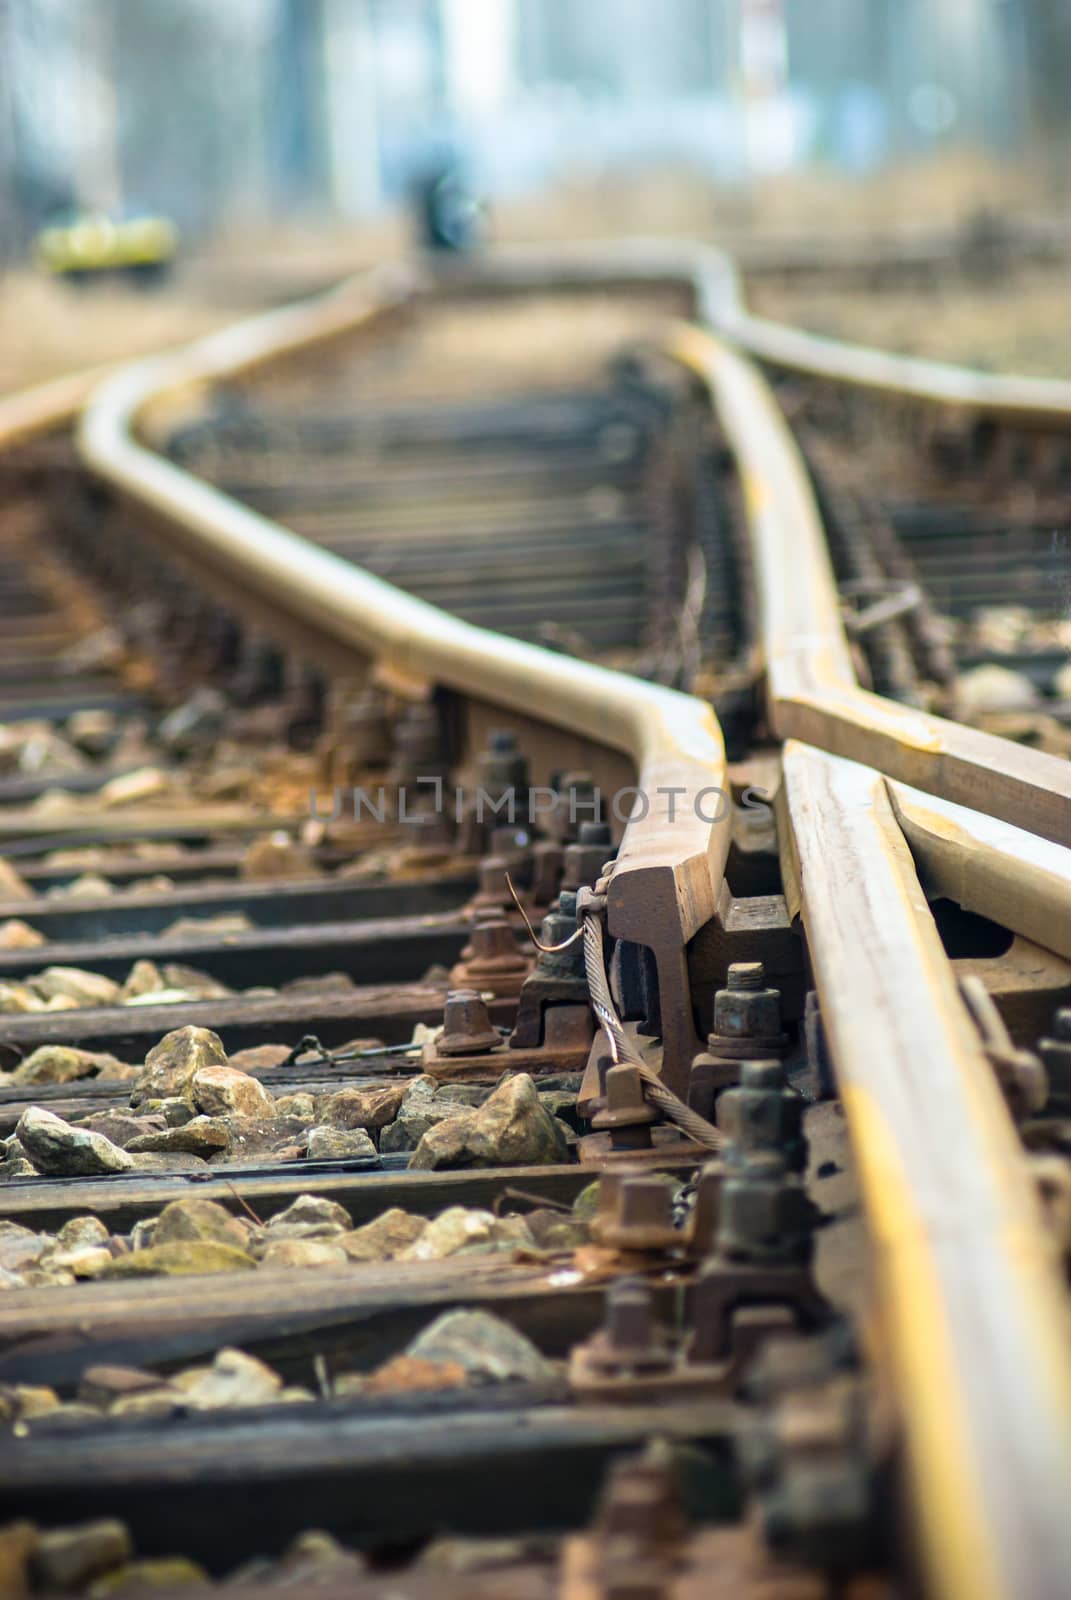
[
  {"left": 668, "top": 324, "right": 1071, "bottom": 849},
  {"left": 709, "top": 232, "right": 1071, "bottom": 428},
  {"left": 725, "top": 309, "right": 1071, "bottom": 428},
  {"left": 886, "top": 780, "right": 1071, "bottom": 964},
  {"left": 669, "top": 314, "right": 1071, "bottom": 1600},
  {"left": 79, "top": 247, "right": 737, "bottom": 1098},
  {"left": 74, "top": 241, "right": 1071, "bottom": 1600}
]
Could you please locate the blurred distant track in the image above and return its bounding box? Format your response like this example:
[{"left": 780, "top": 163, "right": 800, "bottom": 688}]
[{"left": 0, "top": 226, "right": 1067, "bottom": 1598}]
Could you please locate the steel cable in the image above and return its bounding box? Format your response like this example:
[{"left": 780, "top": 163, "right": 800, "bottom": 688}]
[{"left": 580, "top": 909, "right": 724, "bottom": 1152}]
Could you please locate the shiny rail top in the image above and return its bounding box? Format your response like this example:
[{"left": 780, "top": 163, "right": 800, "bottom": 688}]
[
  {"left": 77, "top": 245, "right": 742, "bottom": 1096},
  {"left": 54, "top": 236, "right": 1071, "bottom": 1600},
  {"left": 668, "top": 322, "right": 1071, "bottom": 849}
]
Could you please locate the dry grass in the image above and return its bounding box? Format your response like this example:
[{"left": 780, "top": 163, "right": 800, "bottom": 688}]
[
  {"left": 1, "top": 151, "right": 1065, "bottom": 393},
  {"left": 490, "top": 149, "right": 1050, "bottom": 243},
  {"left": 752, "top": 265, "right": 1071, "bottom": 378},
  {"left": 0, "top": 272, "right": 231, "bottom": 395}
]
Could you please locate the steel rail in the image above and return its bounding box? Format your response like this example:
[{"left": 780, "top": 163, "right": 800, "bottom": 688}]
[
  {"left": 668, "top": 323, "right": 1071, "bottom": 849},
  {"left": 722, "top": 304, "right": 1071, "bottom": 429},
  {"left": 78, "top": 247, "right": 738, "bottom": 1097},
  {"left": 0, "top": 364, "right": 118, "bottom": 449},
  {"left": 886, "top": 780, "right": 1071, "bottom": 964},
  {"left": 781, "top": 739, "right": 1071, "bottom": 1600},
  {"left": 703, "top": 223, "right": 1071, "bottom": 426},
  {"left": 669, "top": 302, "right": 1071, "bottom": 1600},
  {"left": 74, "top": 245, "right": 1071, "bottom": 1600}
]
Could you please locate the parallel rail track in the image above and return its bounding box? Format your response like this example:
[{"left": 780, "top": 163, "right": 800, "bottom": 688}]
[{"left": 0, "top": 238, "right": 1066, "bottom": 1600}]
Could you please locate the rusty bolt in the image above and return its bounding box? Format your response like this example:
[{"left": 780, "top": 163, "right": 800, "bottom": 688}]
[
  {"left": 532, "top": 890, "right": 586, "bottom": 980},
  {"left": 468, "top": 854, "right": 521, "bottom": 916},
  {"left": 744, "top": 1380, "right": 878, "bottom": 1572},
  {"left": 551, "top": 770, "right": 599, "bottom": 842},
  {"left": 451, "top": 919, "right": 531, "bottom": 996},
  {"left": 390, "top": 703, "right": 444, "bottom": 777},
  {"left": 619, "top": 1178, "right": 673, "bottom": 1234},
  {"left": 594, "top": 1172, "right": 682, "bottom": 1253},
  {"left": 342, "top": 690, "right": 391, "bottom": 767},
  {"left": 478, "top": 728, "right": 529, "bottom": 794},
  {"left": 717, "top": 1059, "right": 806, "bottom": 1170},
  {"left": 436, "top": 989, "right": 501, "bottom": 1056},
  {"left": 583, "top": 1278, "right": 673, "bottom": 1374},
  {"left": 529, "top": 839, "right": 564, "bottom": 906},
  {"left": 592, "top": 1443, "right": 688, "bottom": 1553},
  {"left": 508, "top": 890, "right": 589, "bottom": 1050},
  {"left": 562, "top": 820, "right": 615, "bottom": 893},
  {"left": 712, "top": 961, "right": 784, "bottom": 1047},
  {"left": 489, "top": 825, "right": 531, "bottom": 865},
  {"left": 592, "top": 1064, "right": 658, "bottom": 1149},
  {"left": 716, "top": 1151, "right": 816, "bottom": 1264},
  {"left": 470, "top": 919, "right": 527, "bottom": 969},
  {"left": 594, "top": 1168, "right": 626, "bottom": 1219},
  {"left": 403, "top": 810, "right": 454, "bottom": 853}
]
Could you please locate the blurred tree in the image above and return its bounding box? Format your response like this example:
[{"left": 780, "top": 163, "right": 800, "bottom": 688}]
[
  {"left": 787, "top": 0, "right": 1027, "bottom": 166},
  {"left": 1022, "top": 0, "right": 1071, "bottom": 188},
  {"left": 322, "top": 0, "right": 381, "bottom": 218},
  {"left": 114, "top": 0, "right": 271, "bottom": 233},
  {"left": 3, "top": 0, "right": 84, "bottom": 246},
  {"left": 0, "top": 0, "right": 15, "bottom": 261},
  {"left": 515, "top": 0, "right": 721, "bottom": 97},
  {"left": 268, "top": 0, "right": 330, "bottom": 212}
]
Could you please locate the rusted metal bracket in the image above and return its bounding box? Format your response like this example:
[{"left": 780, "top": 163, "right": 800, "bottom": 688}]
[
  {"left": 952, "top": 937, "right": 1071, "bottom": 1044},
  {"left": 605, "top": 733, "right": 731, "bottom": 1101},
  {"left": 569, "top": 1279, "right": 797, "bottom": 1404},
  {"left": 743, "top": 1351, "right": 886, "bottom": 1575},
  {"left": 959, "top": 973, "right": 1047, "bottom": 1119},
  {"left": 421, "top": 989, "right": 592, "bottom": 1081},
  {"left": 687, "top": 881, "right": 806, "bottom": 1029}
]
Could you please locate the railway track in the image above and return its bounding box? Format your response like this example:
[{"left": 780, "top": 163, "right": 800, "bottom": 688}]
[{"left": 0, "top": 239, "right": 1066, "bottom": 1600}]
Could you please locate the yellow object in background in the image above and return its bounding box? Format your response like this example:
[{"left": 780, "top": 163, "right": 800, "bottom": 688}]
[{"left": 34, "top": 214, "right": 178, "bottom": 279}]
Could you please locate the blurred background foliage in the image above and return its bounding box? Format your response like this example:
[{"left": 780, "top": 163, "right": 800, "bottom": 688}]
[{"left": 3, "top": 0, "right": 1071, "bottom": 259}]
